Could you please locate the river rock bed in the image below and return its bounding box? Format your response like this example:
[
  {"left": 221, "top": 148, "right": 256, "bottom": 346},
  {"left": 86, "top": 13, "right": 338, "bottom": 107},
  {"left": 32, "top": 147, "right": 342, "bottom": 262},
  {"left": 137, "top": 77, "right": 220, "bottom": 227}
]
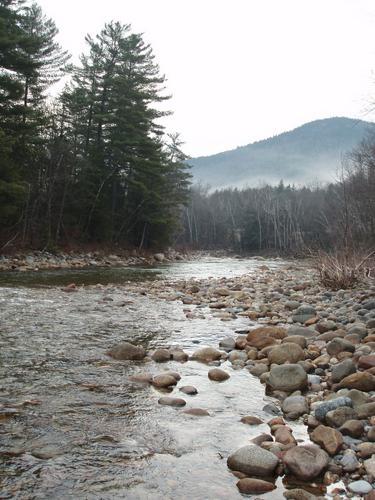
[
  {"left": 121, "top": 260, "right": 375, "bottom": 498},
  {"left": 1, "top": 257, "right": 375, "bottom": 498}
]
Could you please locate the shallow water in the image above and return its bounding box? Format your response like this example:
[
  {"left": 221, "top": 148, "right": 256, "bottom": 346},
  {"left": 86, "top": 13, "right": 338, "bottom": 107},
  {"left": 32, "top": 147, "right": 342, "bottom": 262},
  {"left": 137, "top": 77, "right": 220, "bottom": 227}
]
[{"left": 0, "top": 258, "right": 310, "bottom": 499}]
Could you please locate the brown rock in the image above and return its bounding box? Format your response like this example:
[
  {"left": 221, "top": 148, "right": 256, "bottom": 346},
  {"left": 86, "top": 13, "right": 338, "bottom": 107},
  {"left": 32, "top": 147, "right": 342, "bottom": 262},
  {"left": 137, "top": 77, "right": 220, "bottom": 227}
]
[
  {"left": 356, "top": 402, "right": 375, "bottom": 419},
  {"left": 208, "top": 368, "right": 230, "bottom": 381},
  {"left": 274, "top": 426, "right": 297, "bottom": 446},
  {"left": 182, "top": 408, "right": 210, "bottom": 416},
  {"left": 359, "top": 354, "right": 375, "bottom": 370},
  {"left": 310, "top": 425, "right": 343, "bottom": 455},
  {"left": 152, "top": 374, "right": 178, "bottom": 388},
  {"left": 337, "top": 371, "right": 375, "bottom": 392},
  {"left": 191, "top": 347, "right": 223, "bottom": 363},
  {"left": 357, "top": 442, "right": 375, "bottom": 459},
  {"left": 247, "top": 326, "right": 287, "bottom": 349},
  {"left": 151, "top": 349, "right": 171, "bottom": 362},
  {"left": 268, "top": 343, "right": 305, "bottom": 365},
  {"left": 282, "top": 444, "right": 329, "bottom": 480},
  {"left": 128, "top": 373, "right": 153, "bottom": 383},
  {"left": 236, "top": 477, "right": 275, "bottom": 494},
  {"left": 340, "top": 420, "right": 365, "bottom": 438},
  {"left": 241, "top": 416, "right": 263, "bottom": 425},
  {"left": 325, "top": 407, "right": 358, "bottom": 427},
  {"left": 179, "top": 385, "right": 198, "bottom": 395},
  {"left": 107, "top": 342, "right": 146, "bottom": 361},
  {"left": 158, "top": 397, "right": 186, "bottom": 407}
]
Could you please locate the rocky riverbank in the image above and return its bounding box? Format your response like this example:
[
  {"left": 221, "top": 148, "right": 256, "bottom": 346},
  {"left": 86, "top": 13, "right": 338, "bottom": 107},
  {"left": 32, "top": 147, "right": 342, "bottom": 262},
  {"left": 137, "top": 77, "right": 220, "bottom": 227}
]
[
  {"left": 0, "top": 248, "right": 189, "bottom": 272},
  {"left": 113, "top": 261, "right": 375, "bottom": 498}
]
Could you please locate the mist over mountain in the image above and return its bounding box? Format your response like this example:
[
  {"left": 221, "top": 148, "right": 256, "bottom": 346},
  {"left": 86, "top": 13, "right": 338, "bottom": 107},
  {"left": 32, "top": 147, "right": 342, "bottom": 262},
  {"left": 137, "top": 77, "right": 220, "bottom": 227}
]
[{"left": 189, "top": 117, "right": 374, "bottom": 189}]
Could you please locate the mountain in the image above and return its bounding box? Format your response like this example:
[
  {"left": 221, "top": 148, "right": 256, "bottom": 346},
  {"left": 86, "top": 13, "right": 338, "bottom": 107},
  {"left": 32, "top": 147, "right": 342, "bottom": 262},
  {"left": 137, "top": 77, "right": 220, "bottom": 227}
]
[{"left": 189, "top": 117, "right": 374, "bottom": 189}]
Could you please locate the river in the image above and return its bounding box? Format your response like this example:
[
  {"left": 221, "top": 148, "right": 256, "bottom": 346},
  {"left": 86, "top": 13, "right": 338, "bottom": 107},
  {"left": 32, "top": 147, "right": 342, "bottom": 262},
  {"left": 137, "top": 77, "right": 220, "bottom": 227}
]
[{"left": 0, "top": 257, "right": 311, "bottom": 499}]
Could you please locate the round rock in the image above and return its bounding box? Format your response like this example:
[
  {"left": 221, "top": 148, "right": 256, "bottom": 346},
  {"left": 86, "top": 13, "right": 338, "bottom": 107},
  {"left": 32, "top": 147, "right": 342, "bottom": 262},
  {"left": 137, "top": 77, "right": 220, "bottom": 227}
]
[{"left": 227, "top": 445, "right": 279, "bottom": 476}]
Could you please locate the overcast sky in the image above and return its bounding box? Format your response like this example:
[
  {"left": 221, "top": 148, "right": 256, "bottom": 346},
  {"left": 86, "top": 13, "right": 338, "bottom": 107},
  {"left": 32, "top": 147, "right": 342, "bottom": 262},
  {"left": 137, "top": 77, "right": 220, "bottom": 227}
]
[{"left": 38, "top": 0, "right": 375, "bottom": 157}]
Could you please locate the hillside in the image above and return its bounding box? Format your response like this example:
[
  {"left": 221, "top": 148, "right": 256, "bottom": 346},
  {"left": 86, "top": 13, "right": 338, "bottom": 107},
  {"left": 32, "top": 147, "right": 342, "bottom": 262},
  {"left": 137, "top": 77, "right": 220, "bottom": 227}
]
[{"left": 189, "top": 117, "right": 374, "bottom": 188}]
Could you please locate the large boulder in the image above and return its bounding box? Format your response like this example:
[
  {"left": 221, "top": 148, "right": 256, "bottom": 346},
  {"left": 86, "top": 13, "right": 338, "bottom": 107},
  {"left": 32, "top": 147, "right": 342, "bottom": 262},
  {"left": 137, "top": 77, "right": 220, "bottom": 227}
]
[
  {"left": 227, "top": 445, "right": 279, "bottom": 477},
  {"left": 267, "top": 364, "right": 307, "bottom": 393},
  {"left": 246, "top": 326, "right": 287, "bottom": 349},
  {"left": 107, "top": 342, "right": 146, "bottom": 360},
  {"left": 282, "top": 444, "right": 329, "bottom": 480},
  {"left": 268, "top": 343, "right": 305, "bottom": 365},
  {"left": 191, "top": 347, "right": 223, "bottom": 363},
  {"left": 310, "top": 425, "right": 343, "bottom": 455}
]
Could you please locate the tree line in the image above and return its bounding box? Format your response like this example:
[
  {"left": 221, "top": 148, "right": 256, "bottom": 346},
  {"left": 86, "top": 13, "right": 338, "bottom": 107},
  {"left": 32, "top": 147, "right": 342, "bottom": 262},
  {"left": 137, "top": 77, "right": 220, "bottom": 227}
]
[
  {"left": 178, "top": 137, "right": 375, "bottom": 254},
  {"left": 0, "top": 0, "right": 191, "bottom": 250}
]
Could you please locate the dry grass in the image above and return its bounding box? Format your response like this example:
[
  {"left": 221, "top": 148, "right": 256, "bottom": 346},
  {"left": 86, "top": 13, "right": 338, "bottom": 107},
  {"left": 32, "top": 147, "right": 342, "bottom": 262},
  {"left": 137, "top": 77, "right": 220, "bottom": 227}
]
[{"left": 313, "top": 249, "right": 375, "bottom": 290}]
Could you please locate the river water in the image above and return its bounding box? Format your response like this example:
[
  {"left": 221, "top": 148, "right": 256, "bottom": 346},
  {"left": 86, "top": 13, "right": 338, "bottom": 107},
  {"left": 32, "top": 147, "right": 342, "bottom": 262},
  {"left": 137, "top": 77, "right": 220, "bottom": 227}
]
[{"left": 0, "top": 257, "right": 310, "bottom": 499}]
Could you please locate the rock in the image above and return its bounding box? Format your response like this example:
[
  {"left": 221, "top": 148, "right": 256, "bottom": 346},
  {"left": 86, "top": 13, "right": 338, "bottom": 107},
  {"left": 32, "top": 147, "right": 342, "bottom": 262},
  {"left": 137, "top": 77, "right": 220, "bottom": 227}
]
[
  {"left": 152, "top": 374, "right": 178, "bottom": 388},
  {"left": 288, "top": 326, "right": 317, "bottom": 338},
  {"left": 191, "top": 347, "right": 223, "bottom": 363},
  {"left": 314, "top": 397, "right": 353, "bottom": 421},
  {"left": 368, "top": 426, "right": 375, "bottom": 441},
  {"left": 214, "top": 287, "right": 230, "bottom": 296},
  {"left": 365, "top": 491, "right": 375, "bottom": 500},
  {"left": 340, "top": 419, "right": 364, "bottom": 438},
  {"left": 325, "top": 406, "right": 358, "bottom": 427},
  {"left": 182, "top": 408, "right": 210, "bottom": 416},
  {"left": 247, "top": 326, "right": 287, "bottom": 348},
  {"left": 154, "top": 253, "right": 165, "bottom": 262},
  {"left": 316, "top": 320, "right": 337, "bottom": 333},
  {"left": 158, "top": 397, "right": 186, "bottom": 407},
  {"left": 326, "top": 338, "right": 355, "bottom": 356},
  {"left": 310, "top": 425, "right": 343, "bottom": 455},
  {"left": 282, "top": 335, "right": 307, "bottom": 348},
  {"left": 151, "top": 349, "right": 171, "bottom": 362},
  {"left": 263, "top": 403, "right": 282, "bottom": 416},
  {"left": 268, "top": 343, "right": 305, "bottom": 365},
  {"left": 236, "top": 478, "right": 275, "bottom": 494},
  {"left": 292, "top": 305, "right": 317, "bottom": 323},
  {"left": 364, "top": 457, "right": 375, "bottom": 478},
  {"left": 208, "top": 368, "right": 230, "bottom": 381},
  {"left": 128, "top": 373, "right": 153, "bottom": 383},
  {"left": 358, "top": 354, "right": 375, "bottom": 370},
  {"left": 251, "top": 433, "right": 273, "bottom": 446},
  {"left": 340, "top": 450, "right": 359, "bottom": 472},
  {"left": 357, "top": 442, "right": 375, "bottom": 458},
  {"left": 248, "top": 363, "right": 269, "bottom": 377},
  {"left": 331, "top": 359, "right": 356, "bottom": 383},
  {"left": 163, "top": 371, "right": 181, "bottom": 381},
  {"left": 274, "top": 426, "right": 297, "bottom": 446},
  {"left": 228, "top": 350, "right": 248, "bottom": 363},
  {"left": 282, "top": 395, "right": 308, "bottom": 419},
  {"left": 347, "top": 388, "right": 370, "bottom": 407},
  {"left": 241, "top": 416, "right": 263, "bottom": 425},
  {"left": 348, "top": 480, "right": 373, "bottom": 495},
  {"left": 363, "top": 299, "right": 375, "bottom": 310},
  {"left": 227, "top": 445, "right": 279, "bottom": 476},
  {"left": 284, "top": 488, "right": 319, "bottom": 500},
  {"left": 348, "top": 324, "right": 368, "bottom": 338},
  {"left": 282, "top": 444, "right": 329, "bottom": 480},
  {"left": 107, "top": 342, "right": 146, "bottom": 361},
  {"left": 267, "top": 364, "right": 308, "bottom": 393},
  {"left": 356, "top": 402, "right": 375, "bottom": 419},
  {"left": 170, "top": 349, "right": 189, "bottom": 362},
  {"left": 337, "top": 371, "right": 375, "bottom": 391},
  {"left": 179, "top": 385, "right": 198, "bottom": 395},
  {"left": 219, "top": 337, "right": 236, "bottom": 351}
]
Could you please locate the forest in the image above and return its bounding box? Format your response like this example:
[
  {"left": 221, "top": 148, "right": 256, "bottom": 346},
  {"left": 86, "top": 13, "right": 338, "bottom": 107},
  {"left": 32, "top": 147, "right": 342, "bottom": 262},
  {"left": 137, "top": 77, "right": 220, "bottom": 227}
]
[
  {"left": 0, "top": 0, "right": 374, "bottom": 256},
  {"left": 0, "top": 0, "right": 191, "bottom": 250}
]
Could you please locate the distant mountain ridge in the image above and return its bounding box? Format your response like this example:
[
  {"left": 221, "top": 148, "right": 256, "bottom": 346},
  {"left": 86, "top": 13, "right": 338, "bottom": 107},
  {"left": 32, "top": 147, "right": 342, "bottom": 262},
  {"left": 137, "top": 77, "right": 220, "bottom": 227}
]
[{"left": 189, "top": 117, "right": 374, "bottom": 189}]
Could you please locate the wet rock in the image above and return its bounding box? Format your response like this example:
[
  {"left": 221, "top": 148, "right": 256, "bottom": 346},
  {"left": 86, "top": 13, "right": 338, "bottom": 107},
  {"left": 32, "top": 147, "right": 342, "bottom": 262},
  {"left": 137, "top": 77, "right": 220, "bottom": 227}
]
[
  {"left": 284, "top": 488, "right": 320, "bottom": 500},
  {"left": 267, "top": 364, "right": 308, "bottom": 393},
  {"left": 208, "top": 368, "right": 230, "bottom": 381},
  {"left": 227, "top": 445, "right": 279, "bottom": 476},
  {"left": 339, "top": 419, "right": 364, "bottom": 438},
  {"left": 191, "top": 347, "right": 223, "bottom": 363},
  {"left": 164, "top": 371, "right": 181, "bottom": 381},
  {"left": 314, "top": 397, "right": 353, "bottom": 421},
  {"left": 263, "top": 403, "right": 282, "bottom": 416},
  {"left": 228, "top": 350, "right": 248, "bottom": 363},
  {"left": 158, "top": 397, "right": 186, "bottom": 407},
  {"left": 219, "top": 337, "right": 236, "bottom": 351},
  {"left": 325, "top": 406, "right": 358, "bottom": 427},
  {"left": 151, "top": 349, "right": 171, "bottom": 362},
  {"left": 251, "top": 433, "right": 274, "bottom": 445},
  {"left": 282, "top": 395, "right": 308, "bottom": 419},
  {"left": 154, "top": 253, "right": 165, "bottom": 262},
  {"left": 268, "top": 343, "right": 305, "bottom": 365},
  {"left": 107, "top": 342, "right": 146, "bottom": 361},
  {"left": 331, "top": 359, "right": 356, "bottom": 383},
  {"left": 170, "top": 348, "right": 189, "bottom": 362},
  {"left": 326, "top": 338, "right": 355, "bottom": 356},
  {"left": 241, "top": 416, "right": 263, "bottom": 425},
  {"left": 337, "top": 371, "right": 375, "bottom": 391},
  {"left": 182, "top": 408, "right": 210, "bottom": 416},
  {"left": 31, "top": 446, "right": 63, "bottom": 459},
  {"left": 128, "top": 373, "right": 153, "bottom": 383},
  {"left": 152, "top": 374, "right": 178, "bottom": 388},
  {"left": 179, "top": 385, "right": 198, "bottom": 395},
  {"left": 348, "top": 480, "right": 373, "bottom": 495},
  {"left": 247, "top": 326, "right": 287, "bottom": 348},
  {"left": 310, "top": 425, "right": 343, "bottom": 455},
  {"left": 248, "top": 363, "right": 269, "bottom": 377},
  {"left": 282, "top": 444, "right": 329, "bottom": 480},
  {"left": 236, "top": 477, "right": 275, "bottom": 494}
]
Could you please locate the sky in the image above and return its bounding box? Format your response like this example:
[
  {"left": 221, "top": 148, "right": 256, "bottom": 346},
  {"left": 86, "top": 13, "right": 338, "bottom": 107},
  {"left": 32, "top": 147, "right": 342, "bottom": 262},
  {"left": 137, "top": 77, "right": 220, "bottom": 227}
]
[{"left": 37, "top": 0, "right": 375, "bottom": 158}]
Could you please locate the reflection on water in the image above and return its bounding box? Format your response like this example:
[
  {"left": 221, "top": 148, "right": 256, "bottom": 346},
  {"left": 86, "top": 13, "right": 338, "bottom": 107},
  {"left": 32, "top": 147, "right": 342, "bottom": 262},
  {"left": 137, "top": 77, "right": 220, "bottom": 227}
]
[{"left": 0, "top": 258, "right": 308, "bottom": 499}]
